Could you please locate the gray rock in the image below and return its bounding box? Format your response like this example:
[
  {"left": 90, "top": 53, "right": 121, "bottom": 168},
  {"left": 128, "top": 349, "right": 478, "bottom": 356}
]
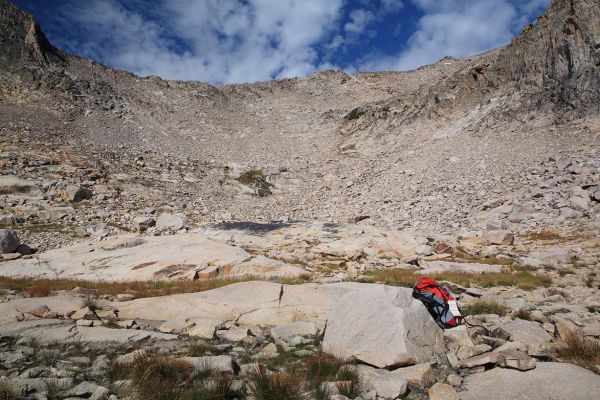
[
  {"left": 390, "top": 362, "right": 435, "bottom": 389},
  {"left": 355, "top": 365, "right": 408, "bottom": 400},
  {"left": 461, "top": 362, "right": 600, "bottom": 400},
  {"left": 322, "top": 285, "right": 444, "bottom": 368},
  {"left": 116, "top": 293, "right": 135, "bottom": 301},
  {"left": 66, "top": 381, "right": 100, "bottom": 397},
  {"left": 63, "top": 185, "right": 93, "bottom": 203},
  {"left": 132, "top": 216, "right": 155, "bottom": 232},
  {"left": 0, "top": 229, "right": 20, "bottom": 254},
  {"left": 429, "top": 382, "right": 460, "bottom": 400},
  {"left": 495, "top": 349, "right": 536, "bottom": 371},
  {"left": 500, "top": 319, "right": 552, "bottom": 348},
  {"left": 155, "top": 213, "right": 186, "bottom": 232},
  {"left": 483, "top": 230, "right": 514, "bottom": 245},
  {"left": 270, "top": 321, "right": 319, "bottom": 347}
]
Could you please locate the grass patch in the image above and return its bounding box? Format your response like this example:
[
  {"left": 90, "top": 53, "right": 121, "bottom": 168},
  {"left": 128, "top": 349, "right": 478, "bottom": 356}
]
[
  {"left": 0, "top": 380, "right": 15, "bottom": 400},
  {"left": 247, "top": 366, "right": 306, "bottom": 400},
  {"left": 235, "top": 170, "right": 274, "bottom": 197},
  {"left": 128, "top": 352, "right": 195, "bottom": 400},
  {"left": 462, "top": 299, "right": 507, "bottom": 316},
  {"left": 368, "top": 268, "right": 552, "bottom": 291},
  {"left": 554, "top": 329, "right": 600, "bottom": 371},
  {"left": 183, "top": 372, "right": 237, "bottom": 400},
  {"left": 0, "top": 276, "right": 253, "bottom": 299},
  {"left": 521, "top": 230, "right": 563, "bottom": 241},
  {"left": 277, "top": 273, "right": 313, "bottom": 285},
  {"left": 187, "top": 342, "right": 219, "bottom": 357}
]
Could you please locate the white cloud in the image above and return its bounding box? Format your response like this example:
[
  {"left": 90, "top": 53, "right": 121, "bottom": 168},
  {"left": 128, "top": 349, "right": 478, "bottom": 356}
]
[
  {"left": 358, "top": 0, "right": 550, "bottom": 72},
  {"left": 345, "top": 9, "right": 375, "bottom": 34},
  {"left": 54, "top": 0, "right": 344, "bottom": 84},
  {"left": 47, "top": 0, "right": 549, "bottom": 83}
]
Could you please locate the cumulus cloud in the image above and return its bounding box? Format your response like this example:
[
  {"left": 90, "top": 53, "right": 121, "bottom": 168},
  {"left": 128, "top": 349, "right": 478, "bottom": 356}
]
[
  {"left": 41, "top": 0, "right": 549, "bottom": 83},
  {"left": 51, "top": 0, "right": 344, "bottom": 84},
  {"left": 359, "top": 0, "right": 550, "bottom": 72}
]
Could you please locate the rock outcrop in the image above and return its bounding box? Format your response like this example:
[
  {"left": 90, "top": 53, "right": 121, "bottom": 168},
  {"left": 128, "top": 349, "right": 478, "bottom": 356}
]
[{"left": 322, "top": 285, "right": 444, "bottom": 368}]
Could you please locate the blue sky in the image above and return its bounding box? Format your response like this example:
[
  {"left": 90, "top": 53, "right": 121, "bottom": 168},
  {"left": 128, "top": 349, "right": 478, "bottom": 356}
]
[{"left": 13, "top": 0, "right": 550, "bottom": 84}]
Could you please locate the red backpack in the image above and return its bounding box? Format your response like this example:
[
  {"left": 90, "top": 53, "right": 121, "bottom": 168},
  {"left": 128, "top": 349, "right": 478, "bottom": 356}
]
[{"left": 412, "top": 277, "right": 463, "bottom": 329}]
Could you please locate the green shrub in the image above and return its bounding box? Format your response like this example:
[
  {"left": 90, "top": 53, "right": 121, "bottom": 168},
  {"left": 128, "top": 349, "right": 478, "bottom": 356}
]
[
  {"left": 236, "top": 170, "right": 274, "bottom": 197},
  {"left": 344, "top": 108, "right": 366, "bottom": 121}
]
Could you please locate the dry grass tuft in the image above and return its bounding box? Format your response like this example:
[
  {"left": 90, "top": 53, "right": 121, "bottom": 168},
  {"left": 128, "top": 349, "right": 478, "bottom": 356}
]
[
  {"left": 127, "top": 352, "right": 195, "bottom": 400},
  {"left": 512, "top": 309, "right": 532, "bottom": 320},
  {"left": 182, "top": 371, "right": 237, "bottom": 400},
  {"left": 335, "top": 368, "right": 361, "bottom": 399},
  {"left": 521, "top": 230, "right": 563, "bottom": 241},
  {"left": 247, "top": 366, "right": 307, "bottom": 400},
  {"left": 554, "top": 329, "right": 600, "bottom": 371},
  {"left": 0, "top": 380, "right": 16, "bottom": 400},
  {"left": 369, "top": 268, "right": 552, "bottom": 291},
  {"left": 0, "top": 276, "right": 253, "bottom": 299},
  {"left": 187, "top": 342, "right": 219, "bottom": 357},
  {"left": 462, "top": 299, "right": 507, "bottom": 316},
  {"left": 304, "top": 352, "right": 346, "bottom": 384}
]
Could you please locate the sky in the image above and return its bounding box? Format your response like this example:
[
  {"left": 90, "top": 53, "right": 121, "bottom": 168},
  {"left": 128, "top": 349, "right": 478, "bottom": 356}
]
[{"left": 13, "top": 0, "right": 551, "bottom": 85}]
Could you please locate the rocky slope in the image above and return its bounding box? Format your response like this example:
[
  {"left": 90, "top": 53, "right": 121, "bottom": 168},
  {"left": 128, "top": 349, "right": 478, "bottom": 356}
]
[{"left": 1, "top": 0, "right": 598, "bottom": 232}]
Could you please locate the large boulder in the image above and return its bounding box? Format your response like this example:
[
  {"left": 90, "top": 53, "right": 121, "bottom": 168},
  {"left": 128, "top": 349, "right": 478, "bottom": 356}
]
[
  {"left": 461, "top": 362, "right": 600, "bottom": 400},
  {"left": 322, "top": 285, "right": 444, "bottom": 368},
  {"left": 0, "top": 229, "right": 20, "bottom": 253}
]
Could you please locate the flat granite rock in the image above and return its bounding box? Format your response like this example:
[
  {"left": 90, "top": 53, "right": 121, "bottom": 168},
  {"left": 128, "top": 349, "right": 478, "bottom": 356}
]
[{"left": 461, "top": 362, "right": 600, "bottom": 400}]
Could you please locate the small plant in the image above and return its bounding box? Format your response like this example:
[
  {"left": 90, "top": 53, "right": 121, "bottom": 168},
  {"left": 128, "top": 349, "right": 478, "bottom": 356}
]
[
  {"left": 247, "top": 366, "right": 306, "bottom": 400},
  {"left": 0, "top": 380, "right": 15, "bottom": 400},
  {"left": 554, "top": 329, "right": 600, "bottom": 370},
  {"left": 344, "top": 107, "right": 366, "bottom": 121},
  {"left": 183, "top": 372, "right": 237, "bottom": 400},
  {"left": 512, "top": 309, "right": 532, "bottom": 320},
  {"left": 335, "top": 368, "right": 361, "bottom": 399},
  {"left": 462, "top": 299, "right": 507, "bottom": 316},
  {"left": 235, "top": 170, "right": 274, "bottom": 197},
  {"left": 305, "top": 352, "right": 345, "bottom": 383},
  {"left": 44, "top": 379, "right": 64, "bottom": 400}
]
